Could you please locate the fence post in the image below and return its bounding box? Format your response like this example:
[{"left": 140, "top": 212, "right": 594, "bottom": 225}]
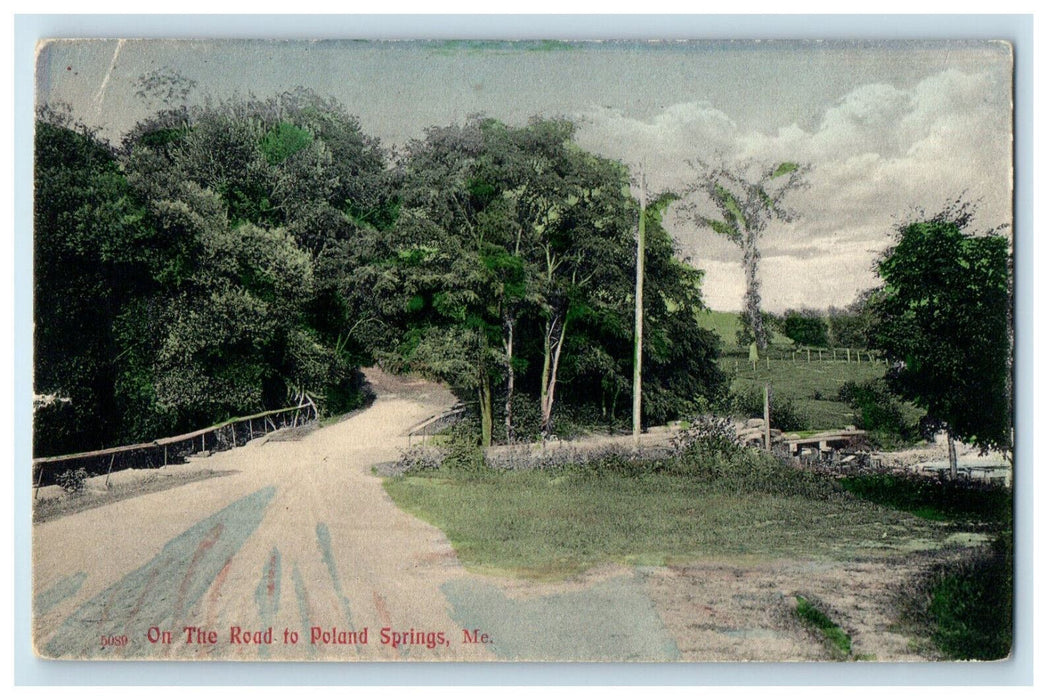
[
  {"left": 105, "top": 453, "right": 116, "bottom": 488},
  {"left": 763, "top": 384, "right": 772, "bottom": 452}
]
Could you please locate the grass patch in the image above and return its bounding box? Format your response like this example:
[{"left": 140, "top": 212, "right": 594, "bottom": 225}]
[
  {"left": 899, "top": 530, "right": 1013, "bottom": 661},
  {"left": 723, "top": 356, "right": 890, "bottom": 431},
  {"left": 384, "top": 464, "right": 948, "bottom": 579},
  {"left": 696, "top": 309, "right": 793, "bottom": 349},
  {"left": 840, "top": 474, "right": 1012, "bottom": 527},
  {"left": 794, "top": 595, "right": 853, "bottom": 660},
  {"left": 926, "top": 531, "right": 1013, "bottom": 660}
]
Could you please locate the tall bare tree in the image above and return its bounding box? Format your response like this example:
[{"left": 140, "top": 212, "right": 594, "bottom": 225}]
[{"left": 681, "top": 161, "right": 809, "bottom": 350}]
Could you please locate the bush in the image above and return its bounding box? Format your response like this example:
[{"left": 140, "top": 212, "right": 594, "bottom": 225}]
[
  {"left": 925, "top": 531, "right": 1013, "bottom": 659},
  {"left": 55, "top": 468, "right": 89, "bottom": 494},
  {"left": 783, "top": 311, "right": 829, "bottom": 347},
  {"left": 669, "top": 415, "right": 839, "bottom": 498},
  {"left": 840, "top": 473, "right": 1012, "bottom": 525},
  {"left": 838, "top": 379, "right": 919, "bottom": 447},
  {"left": 395, "top": 445, "right": 443, "bottom": 474},
  {"left": 438, "top": 419, "right": 487, "bottom": 473},
  {"left": 671, "top": 414, "right": 741, "bottom": 460},
  {"left": 729, "top": 388, "right": 805, "bottom": 432}
]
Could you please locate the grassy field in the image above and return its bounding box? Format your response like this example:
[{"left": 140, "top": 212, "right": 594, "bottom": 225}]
[
  {"left": 697, "top": 309, "right": 794, "bottom": 348},
  {"left": 696, "top": 310, "right": 913, "bottom": 433},
  {"left": 384, "top": 468, "right": 947, "bottom": 579},
  {"left": 385, "top": 432, "right": 1011, "bottom": 659},
  {"left": 723, "top": 356, "right": 892, "bottom": 431}
]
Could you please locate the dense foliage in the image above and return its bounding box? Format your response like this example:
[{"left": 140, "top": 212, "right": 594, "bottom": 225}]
[
  {"left": 871, "top": 208, "right": 1012, "bottom": 453},
  {"left": 34, "top": 100, "right": 725, "bottom": 455},
  {"left": 346, "top": 117, "right": 723, "bottom": 444},
  {"left": 782, "top": 309, "right": 829, "bottom": 348}
]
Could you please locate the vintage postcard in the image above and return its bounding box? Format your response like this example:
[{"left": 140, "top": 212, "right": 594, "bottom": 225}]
[{"left": 31, "top": 38, "right": 1015, "bottom": 663}]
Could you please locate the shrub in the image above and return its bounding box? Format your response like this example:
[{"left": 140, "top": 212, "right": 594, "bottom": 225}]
[
  {"left": 55, "top": 468, "right": 89, "bottom": 494},
  {"left": 395, "top": 445, "right": 443, "bottom": 474},
  {"left": 729, "top": 388, "right": 805, "bottom": 432},
  {"left": 438, "top": 419, "right": 487, "bottom": 473},
  {"left": 925, "top": 531, "right": 1013, "bottom": 660},
  {"left": 838, "top": 379, "right": 919, "bottom": 447},
  {"left": 783, "top": 311, "right": 830, "bottom": 347},
  {"left": 671, "top": 414, "right": 741, "bottom": 459},
  {"left": 668, "top": 416, "right": 839, "bottom": 498}
]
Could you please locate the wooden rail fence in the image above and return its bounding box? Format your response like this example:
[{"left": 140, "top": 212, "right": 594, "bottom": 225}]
[
  {"left": 727, "top": 347, "right": 889, "bottom": 372},
  {"left": 33, "top": 399, "right": 318, "bottom": 492}
]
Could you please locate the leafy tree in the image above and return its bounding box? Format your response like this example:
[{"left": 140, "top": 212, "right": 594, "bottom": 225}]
[
  {"left": 563, "top": 192, "right": 725, "bottom": 426},
  {"left": 358, "top": 117, "right": 725, "bottom": 444},
  {"left": 871, "top": 206, "right": 1011, "bottom": 475},
  {"left": 112, "top": 92, "right": 389, "bottom": 437},
  {"left": 828, "top": 289, "right": 877, "bottom": 349},
  {"left": 681, "top": 160, "right": 809, "bottom": 351},
  {"left": 33, "top": 110, "right": 152, "bottom": 455},
  {"left": 783, "top": 309, "right": 829, "bottom": 347},
  {"left": 508, "top": 120, "right": 640, "bottom": 436}
]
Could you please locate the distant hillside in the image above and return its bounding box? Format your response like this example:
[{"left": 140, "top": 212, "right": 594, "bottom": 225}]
[{"left": 696, "top": 310, "right": 793, "bottom": 350}]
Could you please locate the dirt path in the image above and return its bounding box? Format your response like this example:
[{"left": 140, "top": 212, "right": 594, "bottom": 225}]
[
  {"left": 33, "top": 369, "right": 956, "bottom": 662},
  {"left": 33, "top": 369, "right": 496, "bottom": 661}
]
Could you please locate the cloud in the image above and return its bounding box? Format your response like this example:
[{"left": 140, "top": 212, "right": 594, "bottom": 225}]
[
  {"left": 574, "top": 101, "right": 739, "bottom": 192},
  {"left": 576, "top": 67, "right": 1012, "bottom": 312}
]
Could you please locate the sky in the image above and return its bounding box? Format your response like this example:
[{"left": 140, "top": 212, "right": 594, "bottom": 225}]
[{"left": 35, "top": 39, "right": 1014, "bottom": 313}]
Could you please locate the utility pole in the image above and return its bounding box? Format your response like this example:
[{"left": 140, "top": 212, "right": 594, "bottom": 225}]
[{"left": 633, "top": 167, "right": 646, "bottom": 448}]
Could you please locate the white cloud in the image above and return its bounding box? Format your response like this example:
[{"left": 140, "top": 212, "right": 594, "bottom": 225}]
[{"left": 577, "top": 66, "right": 1012, "bottom": 312}]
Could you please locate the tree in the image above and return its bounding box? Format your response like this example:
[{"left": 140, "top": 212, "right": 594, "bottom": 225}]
[
  {"left": 33, "top": 109, "right": 153, "bottom": 455},
  {"left": 783, "top": 309, "right": 829, "bottom": 347},
  {"left": 871, "top": 206, "right": 1011, "bottom": 476},
  {"left": 681, "top": 160, "right": 809, "bottom": 351},
  {"left": 110, "top": 91, "right": 387, "bottom": 438},
  {"left": 828, "top": 289, "right": 877, "bottom": 349},
  {"left": 509, "top": 120, "right": 639, "bottom": 436}
]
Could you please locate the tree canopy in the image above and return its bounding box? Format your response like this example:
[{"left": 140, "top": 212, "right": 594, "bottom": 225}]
[
  {"left": 871, "top": 207, "right": 1012, "bottom": 459},
  {"left": 680, "top": 160, "right": 809, "bottom": 352},
  {"left": 34, "top": 99, "right": 726, "bottom": 456}
]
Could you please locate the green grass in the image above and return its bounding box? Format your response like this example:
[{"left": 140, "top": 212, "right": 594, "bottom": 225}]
[
  {"left": 841, "top": 471, "right": 1015, "bottom": 661},
  {"left": 697, "top": 309, "right": 793, "bottom": 349},
  {"left": 840, "top": 474, "right": 1012, "bottom": 527},
  {"left": 925, "top": 531, "right": 1013, "bottom": 660},
  {"left": 384, "top": 468, "right": 948, "bottom": 579},
  {"left": 723, "top": 356, "right": 899, "bottom": 431},
  {"left": 794, "top": 595, "right": 853, "bottom": 660},
  {"left": 698, "top": 310, "right": 923, "bottom": 435}
]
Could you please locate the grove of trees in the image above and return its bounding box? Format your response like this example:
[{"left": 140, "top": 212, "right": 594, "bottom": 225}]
[{"left": 34, "top": 93, "right": 724, "bottom": 456}]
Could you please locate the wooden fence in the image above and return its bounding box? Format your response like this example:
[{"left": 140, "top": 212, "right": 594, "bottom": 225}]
[
  {"left": 405, "top": 403, "right": 465, "bottom": 446},
  {"left": 726, "top": 346, "right": 889, "bottom": 372},
  {"left": 32, "top": 399, "right": 318, "bottom": 492}
]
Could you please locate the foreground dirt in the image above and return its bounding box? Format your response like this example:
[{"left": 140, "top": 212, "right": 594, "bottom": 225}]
[
  {"left": 33, "top": 369, "right": 495, "bottom": 661},
  {"left": 33, "top": 369, "right": 969, "bottom": 662}
]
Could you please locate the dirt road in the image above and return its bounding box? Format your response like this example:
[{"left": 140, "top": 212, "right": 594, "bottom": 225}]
[
  {"left": 34, "top": 370, "right": 503, "bottom": 661},
  {"left": 33, "top": 369, "right": 955, "bottom": 662}
]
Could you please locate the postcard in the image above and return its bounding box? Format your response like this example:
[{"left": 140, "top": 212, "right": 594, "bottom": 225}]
[{"left": 30, "top": 38, "right": 1015, "bottom": 663}]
